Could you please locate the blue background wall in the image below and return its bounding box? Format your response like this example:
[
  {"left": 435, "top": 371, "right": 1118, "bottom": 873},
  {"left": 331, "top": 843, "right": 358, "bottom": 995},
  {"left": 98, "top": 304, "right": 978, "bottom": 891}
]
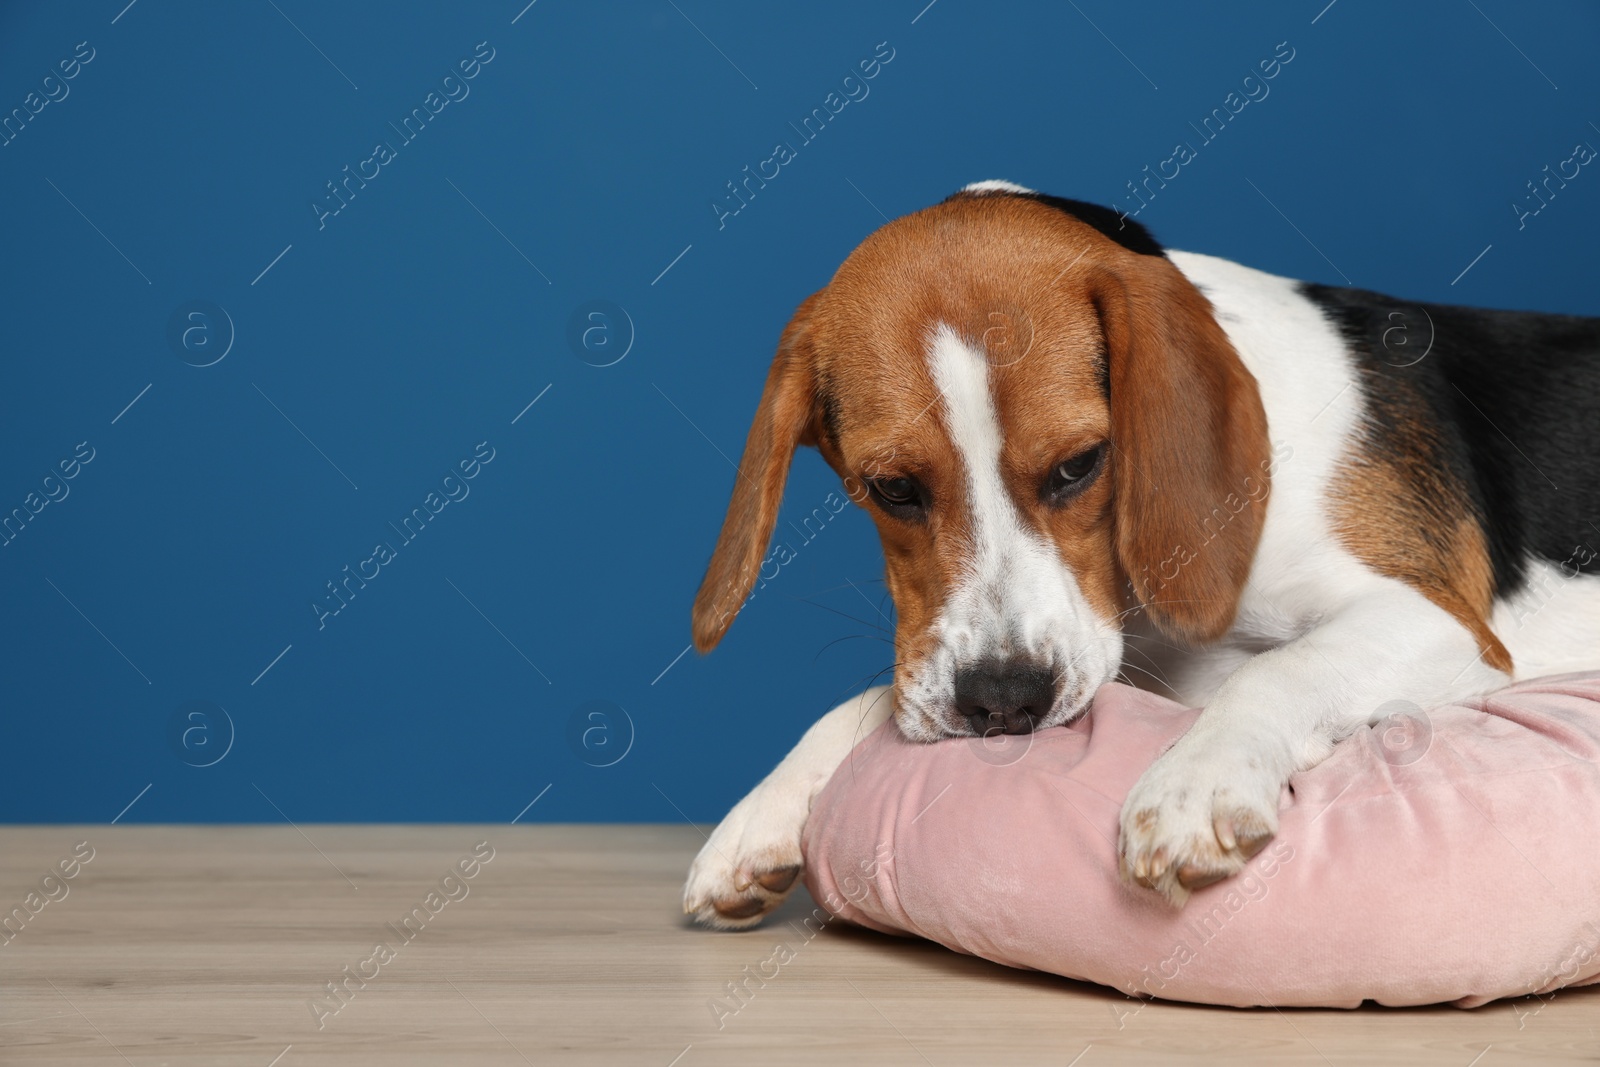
[{"left": 2, "top": 1, "right": 1596, "bottom": 823}]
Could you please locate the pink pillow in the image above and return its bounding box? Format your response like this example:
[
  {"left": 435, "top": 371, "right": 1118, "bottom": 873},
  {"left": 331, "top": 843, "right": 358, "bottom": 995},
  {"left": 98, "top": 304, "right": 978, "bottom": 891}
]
[{"left": 802, "top": 673, "right": 1600, "bottom": 1008}]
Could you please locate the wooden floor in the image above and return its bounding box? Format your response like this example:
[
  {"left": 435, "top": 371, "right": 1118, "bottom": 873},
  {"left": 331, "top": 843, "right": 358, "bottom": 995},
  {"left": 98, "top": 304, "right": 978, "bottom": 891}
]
[{"left": 3, "top": 826, "right": 1597, "bottom": 1065}]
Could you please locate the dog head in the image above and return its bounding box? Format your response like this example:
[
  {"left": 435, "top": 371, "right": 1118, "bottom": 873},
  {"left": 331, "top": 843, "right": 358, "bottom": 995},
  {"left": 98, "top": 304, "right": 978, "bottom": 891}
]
[{"left": 692, "top": 182, "right": 1270, "bottom": 740}]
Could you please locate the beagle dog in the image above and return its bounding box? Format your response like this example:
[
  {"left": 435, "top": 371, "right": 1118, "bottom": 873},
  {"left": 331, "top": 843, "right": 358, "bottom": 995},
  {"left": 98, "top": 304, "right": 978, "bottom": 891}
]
[{"left": 683, "top": 180, "right": 1600, "bottom": 927}]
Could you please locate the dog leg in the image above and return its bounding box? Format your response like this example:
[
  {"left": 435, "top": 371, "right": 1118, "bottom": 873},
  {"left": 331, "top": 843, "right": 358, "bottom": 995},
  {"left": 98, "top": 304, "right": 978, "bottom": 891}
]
[
  {"left": 684, "top": 685, "right": 894, "bottom": 929},
  {"left": 1117, "top": 585, "right": 1507, "bottom": 905}
]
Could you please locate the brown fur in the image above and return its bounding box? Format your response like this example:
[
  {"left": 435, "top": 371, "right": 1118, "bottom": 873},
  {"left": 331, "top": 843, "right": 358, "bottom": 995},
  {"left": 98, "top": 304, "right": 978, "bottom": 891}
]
[
  {"left": 1329, "top": 412, "right": 1513, "bottom": 673},
  {"left": 1085, "top": 255, "right": 1272, "bottom": 643},
  {"left": 691, "top": 295, "right": 822, "bottom": 652},
  {"left": 692, "top": 194, "right": 1273, "bottom": 691}
]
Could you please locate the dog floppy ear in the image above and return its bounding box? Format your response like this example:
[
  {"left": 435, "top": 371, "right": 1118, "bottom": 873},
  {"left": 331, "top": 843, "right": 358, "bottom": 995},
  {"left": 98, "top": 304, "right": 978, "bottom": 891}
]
[
  {"left": 692, "top": 293, "right": 824, "bottom": 652},
  {"left": 1088, "top": 258, "right": 1271, "bottom": 644}
]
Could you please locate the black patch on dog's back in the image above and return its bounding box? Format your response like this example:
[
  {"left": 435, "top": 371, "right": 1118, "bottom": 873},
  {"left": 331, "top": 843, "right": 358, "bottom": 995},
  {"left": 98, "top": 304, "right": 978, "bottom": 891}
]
[
  {"left": 948, "top": 188, "right": 1165, "bottom": 258},
  {"left": 1301, "top": 281, "right": 1600, "bottom": 595}
]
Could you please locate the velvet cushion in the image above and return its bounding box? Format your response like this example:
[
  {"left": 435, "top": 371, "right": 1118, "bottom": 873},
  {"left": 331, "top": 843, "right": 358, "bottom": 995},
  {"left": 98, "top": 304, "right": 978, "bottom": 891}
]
[{"left": 802, "top": 673, "right": 1600, "bottom": 1007}]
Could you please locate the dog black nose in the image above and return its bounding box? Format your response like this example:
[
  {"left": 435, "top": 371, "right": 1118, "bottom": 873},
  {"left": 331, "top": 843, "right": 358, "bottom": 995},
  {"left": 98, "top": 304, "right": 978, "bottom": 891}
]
[{"left": 954, "top": 661, "right": 1057, "bottom": 736}]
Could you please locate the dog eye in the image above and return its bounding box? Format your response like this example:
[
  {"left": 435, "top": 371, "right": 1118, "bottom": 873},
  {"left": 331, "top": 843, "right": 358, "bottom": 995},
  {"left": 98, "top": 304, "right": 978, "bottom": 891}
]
[
  {"left": 1043, "top": 445, "right": 1105, "bottom": 503},
  {"left": 868, "top": 476, "right": 923, "bottom": 513}
]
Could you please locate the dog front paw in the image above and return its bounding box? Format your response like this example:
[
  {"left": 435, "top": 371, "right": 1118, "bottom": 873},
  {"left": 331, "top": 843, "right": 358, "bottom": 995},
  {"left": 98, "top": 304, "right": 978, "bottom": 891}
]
[
  {"left": 683, "top": 777, "right": 810, "bottom": 930},
  {"left": 1117, "top": 745, "right": 1281, "bottom": 906}
]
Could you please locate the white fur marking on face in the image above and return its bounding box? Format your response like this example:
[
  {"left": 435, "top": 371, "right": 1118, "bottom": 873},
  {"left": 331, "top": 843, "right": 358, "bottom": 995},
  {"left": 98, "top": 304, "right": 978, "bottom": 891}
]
[{"left": 895, "top": 325, "right": 1121, "bottom": 739}]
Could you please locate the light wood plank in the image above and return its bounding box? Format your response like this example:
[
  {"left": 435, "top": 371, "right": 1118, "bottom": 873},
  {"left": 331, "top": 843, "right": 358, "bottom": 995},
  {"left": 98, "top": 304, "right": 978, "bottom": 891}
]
[{"left": 1, "top": 826, "right": 1595, "bottom": 1065}]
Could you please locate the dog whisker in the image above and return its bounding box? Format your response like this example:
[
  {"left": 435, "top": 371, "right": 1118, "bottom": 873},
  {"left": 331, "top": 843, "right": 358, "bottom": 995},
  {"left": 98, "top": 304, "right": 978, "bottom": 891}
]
[
  {"left": 845, "top": 662, "right": 905, "bottom": 780},
  {"left": 812, "top": 633, "right": 896, "bottom": 665},
  {"left": 783, "top": 593, "right": 894, "bottom": 635},
  {"left": 1118, "top": 632, "right": 1193, "bottom": 657},
  {"left": 1115, "top": 659, "right": 1178, "bottom": 693}
]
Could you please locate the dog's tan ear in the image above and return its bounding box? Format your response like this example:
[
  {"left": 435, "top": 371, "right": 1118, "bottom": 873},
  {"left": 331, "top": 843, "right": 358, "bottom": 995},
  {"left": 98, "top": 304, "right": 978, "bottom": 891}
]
[
  {"left": 1088, "top": 258, "right": 1271, "bottom": 644},
  {"left": 691, "top": 293, "right": 823, "bottom": 653}
]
